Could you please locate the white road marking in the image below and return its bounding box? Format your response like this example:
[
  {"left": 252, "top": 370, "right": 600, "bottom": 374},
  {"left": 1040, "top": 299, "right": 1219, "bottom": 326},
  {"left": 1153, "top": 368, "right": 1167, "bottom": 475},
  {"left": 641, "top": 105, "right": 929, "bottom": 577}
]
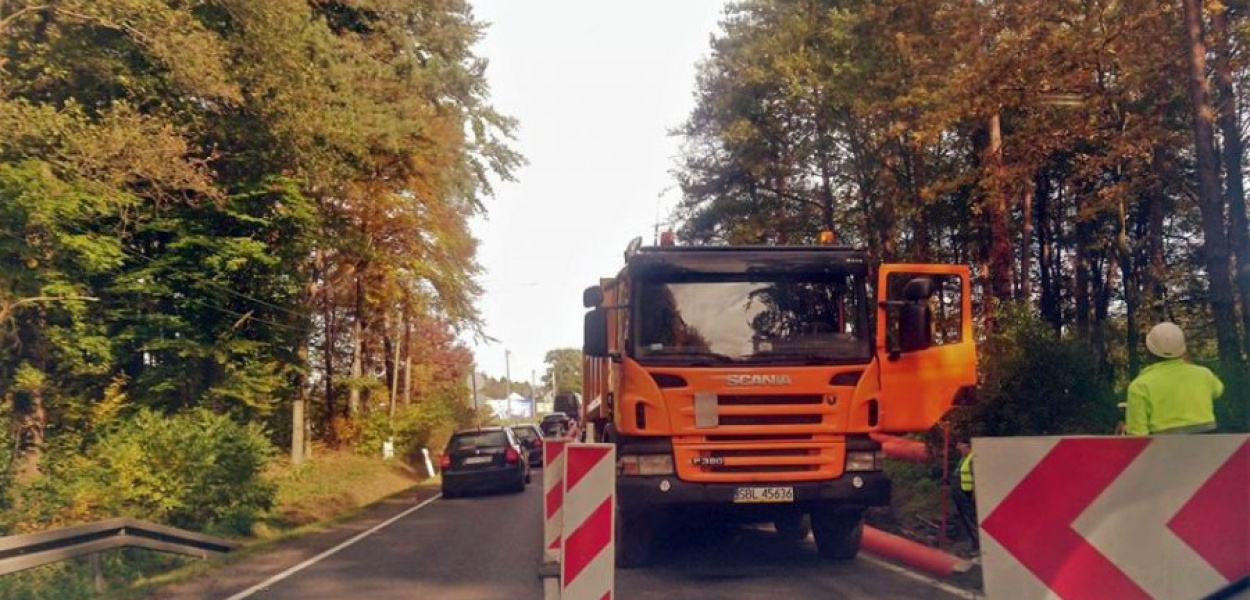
[
  {"left": 860, "top": 553, "right": 982, "bottom": 600},
  {"left": 222, "top": 493, "right": 442, "bottom": 600}
]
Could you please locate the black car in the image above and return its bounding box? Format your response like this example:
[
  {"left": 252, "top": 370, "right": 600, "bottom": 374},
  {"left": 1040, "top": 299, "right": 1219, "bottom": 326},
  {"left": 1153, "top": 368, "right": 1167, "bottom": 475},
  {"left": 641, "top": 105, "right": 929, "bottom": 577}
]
[
  {"left": 440, "top": 427, "right": 531, "bottom": 497},
  {"left": 542, "top": 412, "right": 573, "bottom": 436},
  {"left": 509, "top": 424, "right": 544, "bottom": 467}
]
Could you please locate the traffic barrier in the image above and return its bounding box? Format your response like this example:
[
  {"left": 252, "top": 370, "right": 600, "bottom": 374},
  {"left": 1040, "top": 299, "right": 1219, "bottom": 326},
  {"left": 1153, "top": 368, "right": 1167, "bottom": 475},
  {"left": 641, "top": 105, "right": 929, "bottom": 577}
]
[
  {"left": 561, "top": 443, "right": 616, "bottom": 600},
  {"left": 870, "top": 432, "right": 929, "bottom": 463},
  {"left": 543, "top": 440, "right": 568, "bottom": 563},
  {"left": 975, "top": 435, "right": 1249, "bottom": 600},
  {"left": 862, "top": 525, "right": 972, "bottom": 576}
]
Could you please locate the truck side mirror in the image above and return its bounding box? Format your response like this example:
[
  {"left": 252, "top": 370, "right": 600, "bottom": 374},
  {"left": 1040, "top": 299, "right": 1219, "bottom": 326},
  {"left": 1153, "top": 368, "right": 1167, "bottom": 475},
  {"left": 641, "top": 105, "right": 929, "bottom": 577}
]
[
  {"left": 583, "top": 285, "right": 604, "bottom": 308},
  {"left": 584, "top": 308, "right": 608, "bottom": 357},
  {"left": 898, "top": 303, "right": 931, "bottom": 353}
]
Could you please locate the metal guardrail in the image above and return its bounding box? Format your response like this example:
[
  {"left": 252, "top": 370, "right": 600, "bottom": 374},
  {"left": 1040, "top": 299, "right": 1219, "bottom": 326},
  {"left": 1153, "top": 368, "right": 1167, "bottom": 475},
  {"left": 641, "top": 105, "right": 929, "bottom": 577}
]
[{"left": 0, "top": 517, "right": 238, "bottom": 576}]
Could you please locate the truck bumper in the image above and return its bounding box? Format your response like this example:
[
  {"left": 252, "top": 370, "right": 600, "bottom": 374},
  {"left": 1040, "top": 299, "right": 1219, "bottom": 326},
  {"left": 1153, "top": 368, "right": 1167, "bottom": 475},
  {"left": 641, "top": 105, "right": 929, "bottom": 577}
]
[{"left": 616, "top": 471, "right": 890, "bottom": 514}]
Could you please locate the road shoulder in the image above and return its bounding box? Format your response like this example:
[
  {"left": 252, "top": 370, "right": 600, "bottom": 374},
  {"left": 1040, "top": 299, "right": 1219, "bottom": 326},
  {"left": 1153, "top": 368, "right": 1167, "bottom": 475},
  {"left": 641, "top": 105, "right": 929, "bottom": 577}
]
[{"left": 136, "top": 486, "right": 441, "bottom": 600}]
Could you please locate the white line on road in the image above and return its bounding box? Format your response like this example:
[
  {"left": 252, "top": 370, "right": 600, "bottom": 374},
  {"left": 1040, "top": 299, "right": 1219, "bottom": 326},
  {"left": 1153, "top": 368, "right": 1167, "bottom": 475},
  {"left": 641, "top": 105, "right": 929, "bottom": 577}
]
[
  {"left": 223, "top": 493, "right": 442, "bottom": 600},
  {"left": 859, "top": 554, "right": 982, "bottom": 600}
]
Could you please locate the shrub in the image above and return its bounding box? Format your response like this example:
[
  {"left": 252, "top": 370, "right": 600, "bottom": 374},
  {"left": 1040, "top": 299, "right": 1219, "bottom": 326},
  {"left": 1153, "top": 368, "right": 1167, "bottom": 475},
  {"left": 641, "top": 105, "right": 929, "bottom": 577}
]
[
  {"left": 354, "top": 382, "right": 478, "bottom": 461},
  {"left": 7, "top": 408, "right": 276, "bottom": 536},
  {"left": 966, "top": 304, "right": 1120, "bottom": 437}
]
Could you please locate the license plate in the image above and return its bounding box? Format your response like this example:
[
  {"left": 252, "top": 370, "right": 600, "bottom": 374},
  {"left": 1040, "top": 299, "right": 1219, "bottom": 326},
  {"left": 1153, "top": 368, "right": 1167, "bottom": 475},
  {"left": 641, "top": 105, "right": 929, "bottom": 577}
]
[
  {"left": 733, "top": 486, "right": 794, "bottom": 503},
  {"left": 464, "top": 456, "right": 492, "bottom": 465}
]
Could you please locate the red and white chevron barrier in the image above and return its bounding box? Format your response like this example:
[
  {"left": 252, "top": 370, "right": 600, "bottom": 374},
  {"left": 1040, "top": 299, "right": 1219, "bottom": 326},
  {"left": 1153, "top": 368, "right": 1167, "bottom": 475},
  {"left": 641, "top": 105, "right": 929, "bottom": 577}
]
[
  {"left": 543, "top": 440, "right": 567, "bottom": 563},
  {"left": 975, "top": 435, "right": 1249, "bottom": 600},
  {"left": 560, "top": 443, "right": 616, "bottom": 600}
]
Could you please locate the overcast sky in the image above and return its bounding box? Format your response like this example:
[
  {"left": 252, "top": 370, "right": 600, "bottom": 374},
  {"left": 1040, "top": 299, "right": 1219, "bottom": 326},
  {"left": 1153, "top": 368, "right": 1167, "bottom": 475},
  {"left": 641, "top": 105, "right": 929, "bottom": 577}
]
[{"left": 466, "top": 1, "right": 730, "bottom": 383}]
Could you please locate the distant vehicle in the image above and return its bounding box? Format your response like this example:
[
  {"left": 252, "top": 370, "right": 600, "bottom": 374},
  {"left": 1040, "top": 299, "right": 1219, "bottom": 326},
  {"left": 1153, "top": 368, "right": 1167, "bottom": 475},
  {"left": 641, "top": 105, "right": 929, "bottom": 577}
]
[
  {"left": 541, "top": 412, "right": 569, "bottom": 424},
  {"left": 554, "top": 392, "right": 581, "bottom": 418},
  {"left": 440, "top": 427, "right": 531, "bottom": 497},
  {"left": 539, "top": 419, "right": 567, "bottom": 439},
  {"left": 509, "top": 424, "right": 545, "bottom": 467}
]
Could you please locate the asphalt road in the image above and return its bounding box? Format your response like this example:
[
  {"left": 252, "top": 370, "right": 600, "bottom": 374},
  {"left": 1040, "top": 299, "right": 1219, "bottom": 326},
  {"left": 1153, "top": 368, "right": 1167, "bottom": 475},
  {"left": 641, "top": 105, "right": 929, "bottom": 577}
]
[{"left": 235, "top": 471, "right": 965, "bottom": 600}]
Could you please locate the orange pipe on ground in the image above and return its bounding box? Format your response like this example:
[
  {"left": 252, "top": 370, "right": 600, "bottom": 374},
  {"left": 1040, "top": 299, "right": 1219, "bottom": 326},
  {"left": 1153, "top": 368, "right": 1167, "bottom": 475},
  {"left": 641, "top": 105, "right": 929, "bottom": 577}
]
[
  {"left": 862, "top": 526, "right": 972, "bottom": 576},
  {"left": 870, "top": 432, "right": 930, "bottom": 463}
]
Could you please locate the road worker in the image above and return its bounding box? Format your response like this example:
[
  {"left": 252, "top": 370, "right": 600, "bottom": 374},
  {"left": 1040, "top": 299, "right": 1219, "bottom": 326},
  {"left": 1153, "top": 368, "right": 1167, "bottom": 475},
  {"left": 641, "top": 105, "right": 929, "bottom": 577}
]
[
  {"left": 952, "top": 440, "right": 979, "bottom": 552},
  {"left": 1125, "top": 322, "right": 1224, "bottom": 435}
]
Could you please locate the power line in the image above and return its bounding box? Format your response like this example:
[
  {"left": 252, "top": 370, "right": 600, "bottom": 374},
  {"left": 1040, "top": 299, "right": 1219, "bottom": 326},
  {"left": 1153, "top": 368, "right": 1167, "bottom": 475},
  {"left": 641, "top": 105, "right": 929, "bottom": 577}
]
[
  {"left": 52, "top": 221, "right": 314, "bottom": 321},
  {"left": 0, "top": 228, "right": 307, "bottom": 334}
]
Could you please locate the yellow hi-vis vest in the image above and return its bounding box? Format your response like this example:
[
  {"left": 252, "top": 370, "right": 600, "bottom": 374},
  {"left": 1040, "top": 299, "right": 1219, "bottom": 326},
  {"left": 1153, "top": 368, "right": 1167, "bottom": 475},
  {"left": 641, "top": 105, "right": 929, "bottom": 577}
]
[{"left": 959, "top": 452, "right": 974, "bottom": 492}]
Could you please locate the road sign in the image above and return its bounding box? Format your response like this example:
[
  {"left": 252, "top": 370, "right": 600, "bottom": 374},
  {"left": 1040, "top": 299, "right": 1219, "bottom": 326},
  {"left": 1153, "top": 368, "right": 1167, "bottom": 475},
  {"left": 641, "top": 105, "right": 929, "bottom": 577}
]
[
  {"left": 544, "top": 440, "right": 567, "bottom": 563},
  {"left": 975, "top": 435, "right": 1248, "bottom": 600},
  {"left": 560, "top": 443, "right": 615, "bottom": 600}
]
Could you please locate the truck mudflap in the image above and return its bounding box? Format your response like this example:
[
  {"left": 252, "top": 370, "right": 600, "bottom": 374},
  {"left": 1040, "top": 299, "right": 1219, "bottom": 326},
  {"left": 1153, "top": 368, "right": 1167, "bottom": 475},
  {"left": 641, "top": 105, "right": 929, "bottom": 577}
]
[{"left": 616, "top": 471, "right": 890, "bottom": 513}]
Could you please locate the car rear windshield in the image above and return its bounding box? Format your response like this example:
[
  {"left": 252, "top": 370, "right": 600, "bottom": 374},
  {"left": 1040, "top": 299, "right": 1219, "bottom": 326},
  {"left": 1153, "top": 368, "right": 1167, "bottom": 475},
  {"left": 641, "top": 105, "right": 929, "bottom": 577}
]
[
  {"left": 541, "top": 423, "right": 563, "bottom": 436},
  {"left": 449, "top": 431, "right": 508, "bottom": 450},
  {"left": 513, "top": 427, "right": 539, "bottom": 441}
]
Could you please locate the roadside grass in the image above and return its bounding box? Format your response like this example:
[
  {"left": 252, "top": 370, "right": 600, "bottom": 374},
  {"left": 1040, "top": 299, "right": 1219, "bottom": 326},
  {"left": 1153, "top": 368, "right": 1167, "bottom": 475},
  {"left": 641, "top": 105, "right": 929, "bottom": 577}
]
[
  {"left": 262, "top": 449, "right": 424, "bottom": 531},
  {"left": 0, "top": 450, "right": 433, "bottom": 600},
  {"left": 867, "top": 459, "right": 975, "bottom": 554}
]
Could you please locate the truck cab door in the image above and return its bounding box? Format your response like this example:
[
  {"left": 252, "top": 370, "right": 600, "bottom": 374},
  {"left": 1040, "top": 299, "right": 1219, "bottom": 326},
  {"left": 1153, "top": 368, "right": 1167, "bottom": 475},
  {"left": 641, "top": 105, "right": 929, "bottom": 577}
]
[{"left": 874, "top": 264, "right": 977, "bottom": 432}]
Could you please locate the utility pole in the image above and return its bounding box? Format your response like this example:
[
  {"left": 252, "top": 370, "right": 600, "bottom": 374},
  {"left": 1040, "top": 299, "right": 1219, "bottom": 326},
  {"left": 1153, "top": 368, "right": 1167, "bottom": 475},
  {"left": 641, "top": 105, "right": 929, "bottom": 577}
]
[
  {"left": 505, "top": 349, "right": 512, "bottom": 423},
  {"left": 469, "top": 364, "right": 480, "bottom": 428}
]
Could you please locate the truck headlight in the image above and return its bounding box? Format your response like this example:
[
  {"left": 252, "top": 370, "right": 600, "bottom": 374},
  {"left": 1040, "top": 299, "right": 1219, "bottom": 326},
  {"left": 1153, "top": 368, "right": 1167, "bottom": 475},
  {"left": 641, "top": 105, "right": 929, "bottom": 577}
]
[
  {"left": 618, "top": 454, "right": 674, "bottom": 476},
  {"left": 846, "top": 450, "right": 884, "bottom": 472}
]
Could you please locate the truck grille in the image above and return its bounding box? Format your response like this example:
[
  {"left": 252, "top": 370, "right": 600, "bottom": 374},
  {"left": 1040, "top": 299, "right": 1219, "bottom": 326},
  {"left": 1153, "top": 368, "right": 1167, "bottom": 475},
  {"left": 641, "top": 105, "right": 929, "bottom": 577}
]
[
  {"left": 719, "top": 414, "right": 822, "bottom": 426},
  {"left": 717, "top": 394, "right": 823, "bottom": 406},
  {"left": 673, "top": 392, "right": 843, "bottom": 482}
]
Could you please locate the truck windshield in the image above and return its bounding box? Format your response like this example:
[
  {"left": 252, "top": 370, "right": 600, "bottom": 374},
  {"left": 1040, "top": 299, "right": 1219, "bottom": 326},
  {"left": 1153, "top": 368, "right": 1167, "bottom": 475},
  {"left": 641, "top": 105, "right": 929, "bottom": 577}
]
[{"left": 633, "top": 274, "right": 870, "bottom": 364}]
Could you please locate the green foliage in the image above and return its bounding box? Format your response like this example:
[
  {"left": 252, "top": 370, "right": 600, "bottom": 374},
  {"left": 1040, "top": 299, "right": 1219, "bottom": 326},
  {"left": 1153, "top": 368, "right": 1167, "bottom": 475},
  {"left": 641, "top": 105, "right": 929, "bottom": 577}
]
[
  {"left": 968, "top": 305, "right": 1121, "bottom": 437},
  {"left": 542, "top": 348, "right": 584, "bottom": 394},
  {"left": 5, "top": 409, "right": 276, "bottom": 535},
  {"left": 354, "top": 383, "right": 477, "bottom": 460}
]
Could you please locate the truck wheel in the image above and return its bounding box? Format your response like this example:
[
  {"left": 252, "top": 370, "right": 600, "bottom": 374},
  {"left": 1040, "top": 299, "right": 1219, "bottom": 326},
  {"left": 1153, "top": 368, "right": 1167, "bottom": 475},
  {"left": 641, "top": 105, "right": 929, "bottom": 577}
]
[
  {"left": 774, "top": 512, "right": 811, "bottom": 542},
  {"left": 615, "top": 507, "right": 653, "bottom": 568},
  {"left": 811, "top": 509, "right": 863, "bottom": 560}
]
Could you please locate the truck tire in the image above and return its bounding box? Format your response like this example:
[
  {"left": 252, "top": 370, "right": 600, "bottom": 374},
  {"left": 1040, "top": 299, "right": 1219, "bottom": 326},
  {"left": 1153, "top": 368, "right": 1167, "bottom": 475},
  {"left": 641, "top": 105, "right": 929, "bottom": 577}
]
[
  {"left": 774, "top": 512, "right": 812, "bottom": 542},
  {"left": 811, "top": 509, "right": 863, "bottom": 560},
  {"left": 615, "top": 507, "right": 653, "bottom": 568}
]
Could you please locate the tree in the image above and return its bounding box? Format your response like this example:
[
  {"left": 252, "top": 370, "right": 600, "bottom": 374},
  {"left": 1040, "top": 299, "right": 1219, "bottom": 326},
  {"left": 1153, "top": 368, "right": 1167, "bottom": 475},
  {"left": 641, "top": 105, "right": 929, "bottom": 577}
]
[
  {"left": 675, "top": 0, "right": 1248, "bottom": 432},
  {"left": 543, "top": 348, "right": 584, "bottom": 394},
  {"left": 0, "top": 0, "right": 519, "bottom": 477}
]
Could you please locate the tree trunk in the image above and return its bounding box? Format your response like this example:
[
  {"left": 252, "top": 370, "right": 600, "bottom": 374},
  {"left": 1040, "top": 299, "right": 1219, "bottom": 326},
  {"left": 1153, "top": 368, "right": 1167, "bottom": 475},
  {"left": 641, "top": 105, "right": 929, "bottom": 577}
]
[
  {"left": 1092, "top": 255, "right": 1113, "bottom": 378},
  {"left": 986, "top": 112, "right": 1014, "bottom": 315},
  {"left": 403, "top": 309, "right": 412, "bottom": 406},
  {"left": 348, "top": 269, "right": 366, "bottom": 418},
  {"left": 1211, "top": 4, "right": 1250, "bottom": 355},
  {"left": 1036, "top": 172, "right": 1061, "bottom": 330},
  {"left": 1074, "top": 192, "right": 1093, "bottom": 341},
  {"left": 1142, "top": 147, "right": 1170, "bottom": 324},
  {"left": 1020, "top": 178, "right": 1034, "bottom": 301},
  {"left": 1118, "top": 199, "right": 1142, "bottom": 376},
  {"left": 319, "top": 251, "right": 337, "bottom": 440},
  {"left": 1181, "top": 0, "right": 1244, "bottom": 370},
  {"left": 13, "top": 384, "right": 46, "bottom": 482}
]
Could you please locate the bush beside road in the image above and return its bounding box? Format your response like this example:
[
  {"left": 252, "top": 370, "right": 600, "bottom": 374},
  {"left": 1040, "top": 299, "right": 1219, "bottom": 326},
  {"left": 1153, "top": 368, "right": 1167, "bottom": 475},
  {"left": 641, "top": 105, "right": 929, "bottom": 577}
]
[{"left": 0, "top": 449, "right": 427, "bottom": 600}]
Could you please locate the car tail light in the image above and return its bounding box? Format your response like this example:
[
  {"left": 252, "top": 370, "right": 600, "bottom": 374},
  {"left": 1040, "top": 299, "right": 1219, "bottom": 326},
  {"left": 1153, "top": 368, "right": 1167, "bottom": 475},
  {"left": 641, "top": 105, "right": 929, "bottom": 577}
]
[
  {"left": 439, "top": 454, "right": 451, "bottom": 469},
  {"left": 505, "top": 447, "right": 521, "bottom": 464}
]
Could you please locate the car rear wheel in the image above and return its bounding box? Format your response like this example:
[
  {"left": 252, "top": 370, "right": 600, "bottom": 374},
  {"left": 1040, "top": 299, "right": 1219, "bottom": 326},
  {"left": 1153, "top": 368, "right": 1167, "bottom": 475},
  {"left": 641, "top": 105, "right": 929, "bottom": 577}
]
[{"left": 811, "top": 508, "right": 863, "bottom": 560}]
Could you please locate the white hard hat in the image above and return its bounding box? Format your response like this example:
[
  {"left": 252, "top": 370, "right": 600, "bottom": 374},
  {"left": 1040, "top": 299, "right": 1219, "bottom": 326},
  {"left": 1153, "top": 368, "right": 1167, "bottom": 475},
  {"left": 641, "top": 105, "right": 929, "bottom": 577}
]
[{"left": 1146, "top": 322, "right": 1186, "bottom": 358}]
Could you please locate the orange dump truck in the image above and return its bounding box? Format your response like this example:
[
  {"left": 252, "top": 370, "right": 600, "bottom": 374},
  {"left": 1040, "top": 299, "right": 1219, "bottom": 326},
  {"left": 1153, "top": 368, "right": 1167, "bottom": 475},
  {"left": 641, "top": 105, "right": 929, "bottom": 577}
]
[{"left": 581, "top": 238, "right": 976, "bottom": 566}]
